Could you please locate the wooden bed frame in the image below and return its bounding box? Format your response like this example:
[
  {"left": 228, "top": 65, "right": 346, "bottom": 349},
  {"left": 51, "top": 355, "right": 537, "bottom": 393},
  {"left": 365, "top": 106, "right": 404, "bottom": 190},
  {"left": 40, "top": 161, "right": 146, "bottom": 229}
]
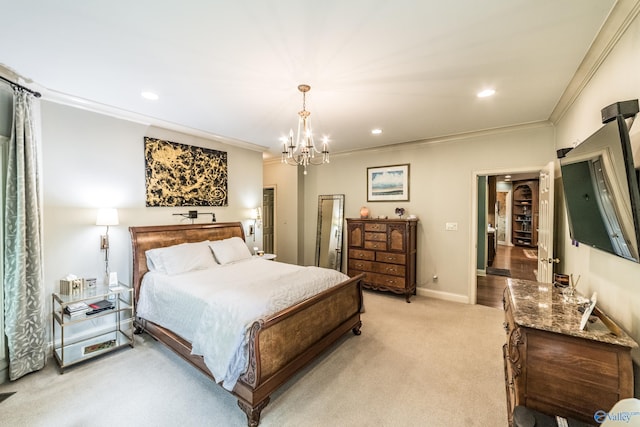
[{"left": 129, "top": 222, "right": 363, "bottom": 427}]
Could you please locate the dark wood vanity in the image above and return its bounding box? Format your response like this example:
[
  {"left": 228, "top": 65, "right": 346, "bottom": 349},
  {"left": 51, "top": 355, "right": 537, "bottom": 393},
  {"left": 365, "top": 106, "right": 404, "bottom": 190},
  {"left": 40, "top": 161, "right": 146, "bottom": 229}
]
[{"left": 503, "top": 279, "right": 637, "bottom": 425}]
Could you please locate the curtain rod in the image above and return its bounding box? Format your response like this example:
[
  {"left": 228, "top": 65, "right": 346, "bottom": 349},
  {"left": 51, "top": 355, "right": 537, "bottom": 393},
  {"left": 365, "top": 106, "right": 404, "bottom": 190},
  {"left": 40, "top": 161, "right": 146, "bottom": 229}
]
[{"left": 0, "top": 75, "right": 41, "bottom": 98}]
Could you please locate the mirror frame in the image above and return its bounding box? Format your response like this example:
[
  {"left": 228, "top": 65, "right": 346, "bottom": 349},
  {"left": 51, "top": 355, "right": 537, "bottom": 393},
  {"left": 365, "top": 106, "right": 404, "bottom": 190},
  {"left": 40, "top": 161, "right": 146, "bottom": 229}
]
[{"left": 315, "top": 194, "right": 345, "bottom": 270}]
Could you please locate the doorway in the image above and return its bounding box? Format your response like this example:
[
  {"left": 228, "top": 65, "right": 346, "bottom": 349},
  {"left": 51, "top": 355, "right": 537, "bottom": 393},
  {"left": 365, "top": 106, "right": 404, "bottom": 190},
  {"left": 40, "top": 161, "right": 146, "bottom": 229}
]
[
  {"left": 473, "top": 170, "right": 543, "bottom": 308},
  {"left": 263, "top": 187, "right": 275, "bottom": 254}
]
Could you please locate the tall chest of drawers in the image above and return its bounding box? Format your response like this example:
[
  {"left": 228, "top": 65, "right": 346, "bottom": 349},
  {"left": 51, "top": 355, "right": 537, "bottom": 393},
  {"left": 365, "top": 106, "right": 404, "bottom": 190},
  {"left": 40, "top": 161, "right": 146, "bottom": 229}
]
[{"left": 346, "top": 218, "right": 418, "bottom": 302}]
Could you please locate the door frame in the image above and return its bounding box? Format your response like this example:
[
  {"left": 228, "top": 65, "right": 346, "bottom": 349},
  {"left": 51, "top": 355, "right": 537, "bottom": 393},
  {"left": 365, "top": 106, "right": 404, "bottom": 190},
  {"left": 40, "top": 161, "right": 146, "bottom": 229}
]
[
  {"left": 263, "top": 185, "right": 277, "bottom": 254},
  {"left": 469, "top": 165, "right": 546, "bottom": 304}
]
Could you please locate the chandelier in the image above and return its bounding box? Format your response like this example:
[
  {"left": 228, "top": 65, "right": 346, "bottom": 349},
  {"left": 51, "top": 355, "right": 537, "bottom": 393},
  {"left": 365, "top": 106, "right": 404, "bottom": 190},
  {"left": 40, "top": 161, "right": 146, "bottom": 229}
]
[{"left": 281, "top": 84, "right": 329, "bottom": 175}]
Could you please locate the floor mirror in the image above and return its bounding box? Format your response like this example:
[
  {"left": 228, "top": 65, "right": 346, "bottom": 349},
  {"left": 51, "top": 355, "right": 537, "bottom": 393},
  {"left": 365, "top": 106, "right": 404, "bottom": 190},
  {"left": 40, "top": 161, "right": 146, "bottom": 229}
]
[{"left": 315, "top": 194, "right": 345, "bottom": 271}]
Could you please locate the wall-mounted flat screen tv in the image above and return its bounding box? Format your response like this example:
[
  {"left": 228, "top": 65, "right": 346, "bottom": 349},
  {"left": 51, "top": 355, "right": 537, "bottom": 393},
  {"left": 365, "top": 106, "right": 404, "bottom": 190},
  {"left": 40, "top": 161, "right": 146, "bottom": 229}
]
[{"left": 559, "top": 114, "right": 640, "bottom": 262}]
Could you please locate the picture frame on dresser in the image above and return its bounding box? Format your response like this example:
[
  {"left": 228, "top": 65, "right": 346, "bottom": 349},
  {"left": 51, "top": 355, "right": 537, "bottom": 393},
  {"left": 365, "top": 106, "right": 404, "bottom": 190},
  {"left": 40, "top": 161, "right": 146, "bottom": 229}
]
[{"left": 367, "top": 164, "right": 410, "bottom": 202}]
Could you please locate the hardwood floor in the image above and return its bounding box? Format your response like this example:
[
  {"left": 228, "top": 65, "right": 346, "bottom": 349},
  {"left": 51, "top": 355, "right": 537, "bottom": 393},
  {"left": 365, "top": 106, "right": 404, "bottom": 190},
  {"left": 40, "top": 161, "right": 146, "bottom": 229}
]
[{"left": 477, "top": 244, "right": 537, "bottom": 309}]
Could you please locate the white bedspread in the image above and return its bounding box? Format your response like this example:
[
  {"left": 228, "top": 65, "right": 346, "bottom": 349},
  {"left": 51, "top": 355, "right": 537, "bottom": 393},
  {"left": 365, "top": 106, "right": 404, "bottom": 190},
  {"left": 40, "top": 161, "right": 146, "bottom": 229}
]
[{"left": 137, "top": 258, "right": 349, "bottom": 390}]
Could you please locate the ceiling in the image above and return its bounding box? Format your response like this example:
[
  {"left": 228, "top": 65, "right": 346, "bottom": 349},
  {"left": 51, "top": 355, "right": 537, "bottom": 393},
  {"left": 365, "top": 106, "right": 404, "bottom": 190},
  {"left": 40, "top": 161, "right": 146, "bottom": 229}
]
[{"left": 0, "top": 1, "right": 618, "bottom": 159}]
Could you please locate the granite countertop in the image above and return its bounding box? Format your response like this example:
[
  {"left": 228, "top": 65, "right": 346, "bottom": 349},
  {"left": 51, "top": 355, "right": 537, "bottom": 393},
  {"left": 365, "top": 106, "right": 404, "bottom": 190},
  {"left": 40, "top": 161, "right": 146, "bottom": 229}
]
[{"left": 506, "top": 278, "right": 638, "bottom": 348}]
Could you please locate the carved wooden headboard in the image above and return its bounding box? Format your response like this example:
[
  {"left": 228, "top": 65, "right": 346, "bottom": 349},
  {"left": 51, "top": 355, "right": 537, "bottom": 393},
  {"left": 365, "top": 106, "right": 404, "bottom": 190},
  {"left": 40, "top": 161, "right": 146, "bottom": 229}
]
[{"left": 129, "top": 222, "right": 245, "bottom": 302}]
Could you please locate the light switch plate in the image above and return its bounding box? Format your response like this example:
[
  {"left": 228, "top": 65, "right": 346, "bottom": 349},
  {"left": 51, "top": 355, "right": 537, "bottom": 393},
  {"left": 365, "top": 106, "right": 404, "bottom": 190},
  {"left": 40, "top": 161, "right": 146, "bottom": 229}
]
[{"left": 445, "top": 222, "right": 458, "bottom": 231}]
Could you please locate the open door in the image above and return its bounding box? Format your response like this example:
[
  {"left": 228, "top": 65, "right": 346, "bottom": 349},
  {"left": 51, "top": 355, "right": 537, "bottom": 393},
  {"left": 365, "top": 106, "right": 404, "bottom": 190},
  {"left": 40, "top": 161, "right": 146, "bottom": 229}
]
[{"left": 537, "top": 161, "right": 557, "bottom": 282}]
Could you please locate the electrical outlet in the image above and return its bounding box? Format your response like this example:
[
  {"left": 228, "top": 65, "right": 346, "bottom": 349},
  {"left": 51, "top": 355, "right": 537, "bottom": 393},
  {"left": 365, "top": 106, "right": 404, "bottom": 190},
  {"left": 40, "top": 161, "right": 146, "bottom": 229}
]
[{"left": 445, "top": 222, "right": 458, "bottom": 231}]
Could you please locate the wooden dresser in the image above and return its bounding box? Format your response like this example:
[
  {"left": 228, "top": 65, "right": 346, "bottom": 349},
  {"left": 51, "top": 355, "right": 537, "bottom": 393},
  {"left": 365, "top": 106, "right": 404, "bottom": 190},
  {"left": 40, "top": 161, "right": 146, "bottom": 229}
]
[
  {"left": 346, "top": 218, "right": 417, "bottom": 302},
  {"left": 503, "top": 279, "right": 637, "bottom": 425}
]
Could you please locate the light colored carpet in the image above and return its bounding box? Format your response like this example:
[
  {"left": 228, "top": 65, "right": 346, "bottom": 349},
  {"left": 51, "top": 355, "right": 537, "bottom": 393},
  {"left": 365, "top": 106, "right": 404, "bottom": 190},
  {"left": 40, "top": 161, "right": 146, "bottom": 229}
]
[{"left": 0, "top": 291, "right": 508, "bottom": 426}]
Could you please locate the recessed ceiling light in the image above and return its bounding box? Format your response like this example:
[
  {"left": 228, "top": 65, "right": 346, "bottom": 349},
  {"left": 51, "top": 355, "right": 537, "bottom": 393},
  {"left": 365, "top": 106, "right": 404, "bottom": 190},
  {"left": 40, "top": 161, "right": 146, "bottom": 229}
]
[
  {"left": 505, "top": 175, "right": 511, "bottom": 179},
  {"left": 477, "top": 89, "right": 496, "bottom": 98},
  {"left": 141, "top": 91, "right": 159, "bottom": 100},
  {"left": 371, "top": 128, "right": 383, "bottom": 135}
]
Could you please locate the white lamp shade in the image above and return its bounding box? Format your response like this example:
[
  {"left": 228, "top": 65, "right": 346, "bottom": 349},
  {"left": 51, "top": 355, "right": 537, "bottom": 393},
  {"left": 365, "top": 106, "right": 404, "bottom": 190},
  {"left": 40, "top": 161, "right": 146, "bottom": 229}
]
[{"left": 96, "top": 208, "right": 119, "bottom": 226}]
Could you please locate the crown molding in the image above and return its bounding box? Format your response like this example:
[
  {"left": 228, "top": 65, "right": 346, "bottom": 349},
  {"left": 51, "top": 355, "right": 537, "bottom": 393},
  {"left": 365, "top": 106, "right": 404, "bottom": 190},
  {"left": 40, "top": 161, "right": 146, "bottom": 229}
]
[
  {"left": 549, "top": 0, "right": 640, "bottom": 124},
  {"left": 39, "top": 87, "right": 267, "bottom": 153},
  {"left": 263, "top": 120, "right": 553, "bottom": 165}
]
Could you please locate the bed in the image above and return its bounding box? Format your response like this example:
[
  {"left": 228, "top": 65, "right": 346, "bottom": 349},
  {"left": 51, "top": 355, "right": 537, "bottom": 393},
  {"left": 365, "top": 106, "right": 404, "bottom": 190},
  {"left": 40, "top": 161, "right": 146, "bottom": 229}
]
[{"left": 129, "top": 222, "right": 363, "bottom": 427}]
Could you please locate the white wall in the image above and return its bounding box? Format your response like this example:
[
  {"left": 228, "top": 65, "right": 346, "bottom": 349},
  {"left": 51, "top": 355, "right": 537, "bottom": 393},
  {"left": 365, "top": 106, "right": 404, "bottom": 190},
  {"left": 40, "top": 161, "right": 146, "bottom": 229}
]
[
  {"left": 554, "top": 11, "right": 640, "bottom": 390},
  {"left": 40, "top": 101, "right": 263, "bottom": 337},
  {"left": 286, "top": 123, "right": 556, "bottom": 300},
  {"left": 263, "top": 161, "right": 304, "bottom": 265}
]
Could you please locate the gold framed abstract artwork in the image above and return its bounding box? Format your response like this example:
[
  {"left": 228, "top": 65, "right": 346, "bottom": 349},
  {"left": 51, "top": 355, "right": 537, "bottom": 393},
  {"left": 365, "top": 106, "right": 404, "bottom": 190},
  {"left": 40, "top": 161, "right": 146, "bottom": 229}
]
[{"left": 144, "top": 137, "right": 228, "bottom": 207}]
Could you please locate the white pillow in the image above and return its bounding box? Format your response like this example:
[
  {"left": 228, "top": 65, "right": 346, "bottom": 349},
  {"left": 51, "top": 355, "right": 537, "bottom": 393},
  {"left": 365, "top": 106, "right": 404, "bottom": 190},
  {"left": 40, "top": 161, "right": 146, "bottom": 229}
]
[
  {"left": 145, "top": 240, "right": 218, "bottom": 275},
  {"left": 209, "top": 237, "right": 253, "bottom": 265}
]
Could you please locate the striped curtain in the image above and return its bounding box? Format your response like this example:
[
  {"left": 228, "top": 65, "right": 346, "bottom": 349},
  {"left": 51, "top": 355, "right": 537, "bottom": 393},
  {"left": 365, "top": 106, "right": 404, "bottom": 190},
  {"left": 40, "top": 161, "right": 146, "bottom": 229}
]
[{"left": 3, "top": 88, "right": 46, "bottom": 380}]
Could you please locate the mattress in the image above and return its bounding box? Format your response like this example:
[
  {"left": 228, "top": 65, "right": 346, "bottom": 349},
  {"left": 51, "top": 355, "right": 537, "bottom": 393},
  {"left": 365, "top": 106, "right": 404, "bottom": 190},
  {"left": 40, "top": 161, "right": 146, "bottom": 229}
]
[{"left": 137, "top": 257, "right": 349, "bottom": 390}]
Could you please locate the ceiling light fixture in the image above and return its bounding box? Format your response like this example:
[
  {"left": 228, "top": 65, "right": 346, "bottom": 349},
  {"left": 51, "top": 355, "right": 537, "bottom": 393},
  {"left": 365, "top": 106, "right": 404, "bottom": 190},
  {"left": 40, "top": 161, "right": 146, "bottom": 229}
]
[
  {"left": 477, "top": 89, "right": 496, "bottom": 98},
  {"left": 371, "top": 128, "right": 383, "bottom": 135},
  {"left": 281, "top": 84, "right": 329, "bottom": 175}
]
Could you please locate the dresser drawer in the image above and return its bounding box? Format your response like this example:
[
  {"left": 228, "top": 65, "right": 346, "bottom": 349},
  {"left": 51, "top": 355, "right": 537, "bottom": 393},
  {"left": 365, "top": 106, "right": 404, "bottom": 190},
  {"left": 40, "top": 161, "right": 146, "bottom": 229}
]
[
  {"left": 372, "top": 262, "right": 405, "bottom": 276},
  {"left": 368, "top": 273, "right": 405, "bottom": 290},
  {"left": 365, "top": 223, "right": 387, "bottom": 232},
  {"left": 349, "top": 259, "right": 374, "bottom": 272},
  {"left": 349, "top": 249, "right": 375, "bottom": 261},
  {"left": 376, "top": 252, "right": 406, "bottom": 264},
  {"left": 365, "top": 232, "right": 386, "bottom": 242},
  {"left": 364, "top": 240, "right": 387, "bottom": 251}
]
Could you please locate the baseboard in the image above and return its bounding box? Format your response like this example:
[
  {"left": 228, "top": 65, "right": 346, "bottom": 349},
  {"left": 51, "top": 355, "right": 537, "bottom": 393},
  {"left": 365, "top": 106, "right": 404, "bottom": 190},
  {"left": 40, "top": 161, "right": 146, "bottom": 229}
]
[{"left": 416, "top": 287, "right": 469, "bottom": 304}]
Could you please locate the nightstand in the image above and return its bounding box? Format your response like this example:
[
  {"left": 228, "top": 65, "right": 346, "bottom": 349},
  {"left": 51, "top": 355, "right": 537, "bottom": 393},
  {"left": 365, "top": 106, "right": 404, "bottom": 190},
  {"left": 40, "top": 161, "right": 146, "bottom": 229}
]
[{"left": 52, "top": 283, "right": 134, "bottom": 373}]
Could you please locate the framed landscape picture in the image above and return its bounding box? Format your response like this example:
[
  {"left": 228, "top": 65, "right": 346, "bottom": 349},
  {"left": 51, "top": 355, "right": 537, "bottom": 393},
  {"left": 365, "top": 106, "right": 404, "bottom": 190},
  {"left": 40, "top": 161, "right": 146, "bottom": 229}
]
[{"left": 367, "top": 164, "right": 410, "bottom": 202}]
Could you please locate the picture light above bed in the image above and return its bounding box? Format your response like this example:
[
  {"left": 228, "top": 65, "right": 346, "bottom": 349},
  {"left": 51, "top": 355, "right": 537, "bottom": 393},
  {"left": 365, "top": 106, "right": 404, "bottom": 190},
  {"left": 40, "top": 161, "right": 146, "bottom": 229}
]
[{"left": 172, "top": 210, "right": 216, "bottom": 224}]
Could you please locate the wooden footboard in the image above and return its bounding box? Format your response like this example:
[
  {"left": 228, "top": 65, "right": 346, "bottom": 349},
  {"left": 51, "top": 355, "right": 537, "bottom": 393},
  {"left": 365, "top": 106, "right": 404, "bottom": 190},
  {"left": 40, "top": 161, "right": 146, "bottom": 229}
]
[
  {"left": 129, "top": 223, "right": 363, "bottom": 427},
  {"left": 235, "top": 274, "right": 363, "bottom": 425}
]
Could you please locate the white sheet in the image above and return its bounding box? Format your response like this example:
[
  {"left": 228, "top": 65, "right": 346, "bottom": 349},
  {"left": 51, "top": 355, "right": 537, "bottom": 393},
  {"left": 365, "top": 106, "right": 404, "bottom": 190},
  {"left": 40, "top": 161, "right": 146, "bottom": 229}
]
[{"left": 137, "top": 257, "right": 350, "bottom": 390}]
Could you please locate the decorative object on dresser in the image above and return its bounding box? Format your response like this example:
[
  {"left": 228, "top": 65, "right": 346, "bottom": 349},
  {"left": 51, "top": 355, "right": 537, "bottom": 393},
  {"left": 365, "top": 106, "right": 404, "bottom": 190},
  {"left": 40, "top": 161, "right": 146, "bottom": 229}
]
[
  {"left": 502, "top": 278, "right": 637, "bottom": 426},
  {"left": 360, "top": 206, "right": 370, "bottom": 219},
  {"left": 346, "top": 218, "right": 418, "bottom": 302},
  {"left": 367, "top": 164, "right": 410, "bottom": 202},
  {"left": 511, "top": 180, "right": 538, "bottom": 247}
]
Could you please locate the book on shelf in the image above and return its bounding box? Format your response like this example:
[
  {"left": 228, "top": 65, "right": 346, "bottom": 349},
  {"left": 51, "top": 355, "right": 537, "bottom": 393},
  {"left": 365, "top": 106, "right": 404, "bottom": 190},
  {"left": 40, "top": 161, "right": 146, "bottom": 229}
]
[
  {"left": 86, "top": 299, "right": 115, "bottom": 315},
  {"left": 64, "top": 302, "right": 89, "bottom": 314}
]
